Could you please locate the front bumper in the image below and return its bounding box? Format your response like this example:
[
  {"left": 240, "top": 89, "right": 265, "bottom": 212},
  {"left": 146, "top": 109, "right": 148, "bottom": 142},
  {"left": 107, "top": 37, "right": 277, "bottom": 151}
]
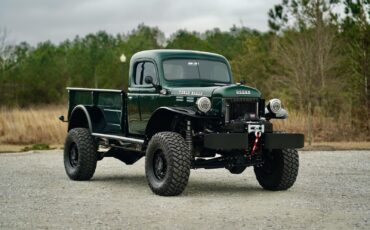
[
  {"left": 203, "top": 132, "right": 304, "bottom": 150},
  {"left": 264, "top": 133, "right": 304, "bottom": 149}
]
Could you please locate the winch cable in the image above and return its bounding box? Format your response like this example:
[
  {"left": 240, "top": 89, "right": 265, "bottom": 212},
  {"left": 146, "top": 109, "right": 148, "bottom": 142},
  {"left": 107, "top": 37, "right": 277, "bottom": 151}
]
[{"left": 251, "top": 131, "right": 261, "bottom": 155}]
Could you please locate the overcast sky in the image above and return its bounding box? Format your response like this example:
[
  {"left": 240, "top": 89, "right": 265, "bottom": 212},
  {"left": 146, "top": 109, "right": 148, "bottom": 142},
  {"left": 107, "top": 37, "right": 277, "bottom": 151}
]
[{"left": 0, "top": 0, "right": 280, "bottom": 45}]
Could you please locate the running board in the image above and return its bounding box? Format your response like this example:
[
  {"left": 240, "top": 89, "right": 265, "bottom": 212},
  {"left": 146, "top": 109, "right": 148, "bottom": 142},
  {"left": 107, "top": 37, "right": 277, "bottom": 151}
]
[{"left": 91, "top": 133, "right": 144, "bottom": 145}]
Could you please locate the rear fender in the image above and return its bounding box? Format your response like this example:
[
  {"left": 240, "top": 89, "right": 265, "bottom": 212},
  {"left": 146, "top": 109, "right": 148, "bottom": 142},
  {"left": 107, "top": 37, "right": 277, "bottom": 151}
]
[{"left": 68, "top": 105, "right": 105, "bottom": 132}]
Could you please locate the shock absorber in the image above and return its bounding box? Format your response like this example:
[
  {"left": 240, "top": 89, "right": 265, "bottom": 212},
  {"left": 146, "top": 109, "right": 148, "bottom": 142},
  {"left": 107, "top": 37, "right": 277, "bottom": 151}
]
[{"left": 186, "top": 120, "right": 193, "bottom": 154}]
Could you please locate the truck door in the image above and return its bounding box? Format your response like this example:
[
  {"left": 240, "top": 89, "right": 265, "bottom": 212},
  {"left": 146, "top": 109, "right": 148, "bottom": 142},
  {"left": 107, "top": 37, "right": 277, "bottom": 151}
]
[{"left": 127, "top": 61, "right": 159, "bottom": 135}]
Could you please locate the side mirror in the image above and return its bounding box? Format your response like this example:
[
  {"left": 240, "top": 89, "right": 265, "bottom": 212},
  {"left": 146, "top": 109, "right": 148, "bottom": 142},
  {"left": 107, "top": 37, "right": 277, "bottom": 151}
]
[{"left": 144, "top": 75, "right": 162, "bottom": 91}]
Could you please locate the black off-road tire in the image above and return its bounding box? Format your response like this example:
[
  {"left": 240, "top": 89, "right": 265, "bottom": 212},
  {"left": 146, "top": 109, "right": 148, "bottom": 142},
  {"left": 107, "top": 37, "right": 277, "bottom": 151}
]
[
  {"left": 64, "top": 128, "right": 98, "bottom": 181},
  {"left": 254, "top": 149, "right": 299, "bottom": 191},
  {"left": 145, "top": 132, "right": 192, "bottom": 196}
]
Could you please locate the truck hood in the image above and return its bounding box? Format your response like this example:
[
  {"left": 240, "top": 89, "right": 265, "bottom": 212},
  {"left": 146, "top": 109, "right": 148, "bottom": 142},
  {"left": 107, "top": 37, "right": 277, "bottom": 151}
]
[{"left": 170, "top": 84, "right": 261, "bottom": 98}]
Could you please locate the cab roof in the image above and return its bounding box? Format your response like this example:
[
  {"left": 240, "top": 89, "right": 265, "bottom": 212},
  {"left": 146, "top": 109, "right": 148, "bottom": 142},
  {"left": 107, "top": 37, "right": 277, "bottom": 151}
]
[
  {"left": 128, "top": 49, "right": 233, "bottom": 88},
  {"left": 130, "top": 49, "right": 228, "bottom": 63}
]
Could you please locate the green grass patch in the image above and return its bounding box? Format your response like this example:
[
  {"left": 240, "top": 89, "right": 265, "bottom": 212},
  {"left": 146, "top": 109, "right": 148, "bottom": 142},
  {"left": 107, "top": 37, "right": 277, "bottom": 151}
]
[{"left": 22, "top": 143, "right": 53, "bottom": 151}]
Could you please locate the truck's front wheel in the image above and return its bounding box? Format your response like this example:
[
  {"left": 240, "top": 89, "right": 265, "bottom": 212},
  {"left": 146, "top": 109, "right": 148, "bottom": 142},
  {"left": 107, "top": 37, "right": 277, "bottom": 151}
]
[
  {"left": 64, "top": 128, "right": 98, "bottom": 180},
  {"left": 254, "top": 149, "right": 299, "bottom": 191},
  {"left": 145, "top": 132, "right": 192, "bottom": 196}
]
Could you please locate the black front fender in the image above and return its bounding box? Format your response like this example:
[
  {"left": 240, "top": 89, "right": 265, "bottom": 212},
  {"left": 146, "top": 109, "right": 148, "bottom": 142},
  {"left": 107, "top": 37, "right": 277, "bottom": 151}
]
[
  {"left": 145, "top": 107, "right": 205, "bottom": 139},
  {"left": 156, "top": 106, "right": 200, "bottom": 117}
]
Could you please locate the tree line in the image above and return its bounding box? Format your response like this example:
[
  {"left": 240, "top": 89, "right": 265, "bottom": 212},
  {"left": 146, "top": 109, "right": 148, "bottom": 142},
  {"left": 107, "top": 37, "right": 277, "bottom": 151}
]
[{"left": 0, "top": 0, "right": 369, "bottom": 141}]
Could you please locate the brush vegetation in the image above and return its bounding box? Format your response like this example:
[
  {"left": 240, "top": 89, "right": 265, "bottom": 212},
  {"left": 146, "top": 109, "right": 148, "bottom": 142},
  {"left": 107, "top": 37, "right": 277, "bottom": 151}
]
[
  {"left": 0, "top": 106, "right": 368, "bottom": 145},
  {"left": 0, "top": 106, "right": 66, "bottom": 144}
]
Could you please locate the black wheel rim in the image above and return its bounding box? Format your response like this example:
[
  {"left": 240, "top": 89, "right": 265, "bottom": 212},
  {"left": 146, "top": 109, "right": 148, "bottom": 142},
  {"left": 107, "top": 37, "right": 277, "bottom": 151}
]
[
  {"left": 69, "top": 143, "right": 79, "bottom": 167},
  {"left": 153, "top": 151, "right": 167, "bottom": 181}
]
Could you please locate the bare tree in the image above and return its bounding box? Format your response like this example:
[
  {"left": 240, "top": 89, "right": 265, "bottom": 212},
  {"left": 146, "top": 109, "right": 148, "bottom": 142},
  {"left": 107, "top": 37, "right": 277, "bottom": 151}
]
[
  {"left": 343, "top": 0, "right": 370, "bottom": 135},
  {"left": 0, "top": 27, "right": 13, "bottom": 72},
  {"left": 0, "top": 28, "right": 7, "bottom": 66},
  {"left": 273, "top": 25, "right": 343, "bottom": 145},
  {"left": 269, "top": 0, "right": 345, "bottom": 145}
]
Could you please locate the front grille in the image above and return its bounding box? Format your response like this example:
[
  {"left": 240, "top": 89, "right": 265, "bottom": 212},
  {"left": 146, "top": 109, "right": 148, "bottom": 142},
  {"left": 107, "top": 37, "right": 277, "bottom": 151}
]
[{"left": 225, "top": 98, "right": 260, "bottom": 121}]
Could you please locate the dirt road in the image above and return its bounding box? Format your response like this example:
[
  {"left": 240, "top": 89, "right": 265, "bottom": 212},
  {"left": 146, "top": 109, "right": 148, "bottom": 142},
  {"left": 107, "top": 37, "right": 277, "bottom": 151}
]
[{"left": 0, "top": 150, "right": 369, "bottom": 229}]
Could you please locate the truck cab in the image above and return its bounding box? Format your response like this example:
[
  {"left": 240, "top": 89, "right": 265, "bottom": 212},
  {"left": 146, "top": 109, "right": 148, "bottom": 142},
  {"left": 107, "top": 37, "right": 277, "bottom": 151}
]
[
  {"left": 127, "top": 50, "right": 233, "bottom": 135},
  {"left": 62, "top": 49, "right": 304, "bottom": 196}
]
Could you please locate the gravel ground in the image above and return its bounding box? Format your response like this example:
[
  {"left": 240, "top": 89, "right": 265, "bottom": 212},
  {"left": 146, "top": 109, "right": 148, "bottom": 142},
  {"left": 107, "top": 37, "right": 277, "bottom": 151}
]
[{"left": 0, "top": 150, "right": 369, "bottom": 230}]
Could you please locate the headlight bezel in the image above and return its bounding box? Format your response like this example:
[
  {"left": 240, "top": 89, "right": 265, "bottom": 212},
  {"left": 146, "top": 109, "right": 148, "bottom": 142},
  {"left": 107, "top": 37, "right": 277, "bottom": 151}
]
[
  {"left": 267, "top": 98, "right": 282, "bottom": 114},
  {"left": 196, "top": 97, "right": 212, "bottom": 113}
]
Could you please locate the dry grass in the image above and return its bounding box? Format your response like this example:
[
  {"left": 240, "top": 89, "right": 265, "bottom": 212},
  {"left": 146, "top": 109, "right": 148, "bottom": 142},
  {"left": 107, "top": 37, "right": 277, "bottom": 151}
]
[
  {"left": 272, "top": 110, "right": 369, "bottom": 142},
  {"left": 0, "top": 106, "right": 67, "bottom": 145},
  {"left": 0, "top": 106, "right": 369, "bottom": 148},
  {"left": 0, "top": 144, "right": 28, "bottom": 153},
  {"left": 302, "top": 142, "right": 370, "bottom": 151},
  {"left": 0, "top": 144, "right": 63, "bottom": 153}
]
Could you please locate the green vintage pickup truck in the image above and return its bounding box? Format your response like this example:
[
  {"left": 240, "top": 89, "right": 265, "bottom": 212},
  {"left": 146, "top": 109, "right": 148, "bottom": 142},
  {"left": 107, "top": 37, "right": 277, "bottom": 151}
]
[{"left": 60, "top": 49, "right": 304, "bottom": 196}]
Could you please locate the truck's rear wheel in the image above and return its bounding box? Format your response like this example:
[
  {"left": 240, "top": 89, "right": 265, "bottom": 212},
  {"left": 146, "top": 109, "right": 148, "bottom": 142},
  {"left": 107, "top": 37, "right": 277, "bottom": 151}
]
[
  {"left": 145, "top": 132, "right": 192, "bottom": 196},
  {"left": 64, "top": 128, "right": 97, "bottom": 180},
  {"left": 254, "top": 149, "right": 299, "bottom": 191}
]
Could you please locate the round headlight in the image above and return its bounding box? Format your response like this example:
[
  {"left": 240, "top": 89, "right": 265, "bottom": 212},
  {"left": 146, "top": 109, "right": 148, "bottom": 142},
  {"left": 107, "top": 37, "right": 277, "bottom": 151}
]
[
  {"left": 268, "top": 98, "right": 282, "bottom": 114},
  {"left": 196, "top": 97, "right": 212, "bottom": 113}
]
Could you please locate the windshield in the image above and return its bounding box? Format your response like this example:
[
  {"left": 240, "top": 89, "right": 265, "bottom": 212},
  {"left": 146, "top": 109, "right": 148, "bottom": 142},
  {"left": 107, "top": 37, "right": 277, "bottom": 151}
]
[{"left": 163, "top": 59, "right": 231, "bottom": 83}]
